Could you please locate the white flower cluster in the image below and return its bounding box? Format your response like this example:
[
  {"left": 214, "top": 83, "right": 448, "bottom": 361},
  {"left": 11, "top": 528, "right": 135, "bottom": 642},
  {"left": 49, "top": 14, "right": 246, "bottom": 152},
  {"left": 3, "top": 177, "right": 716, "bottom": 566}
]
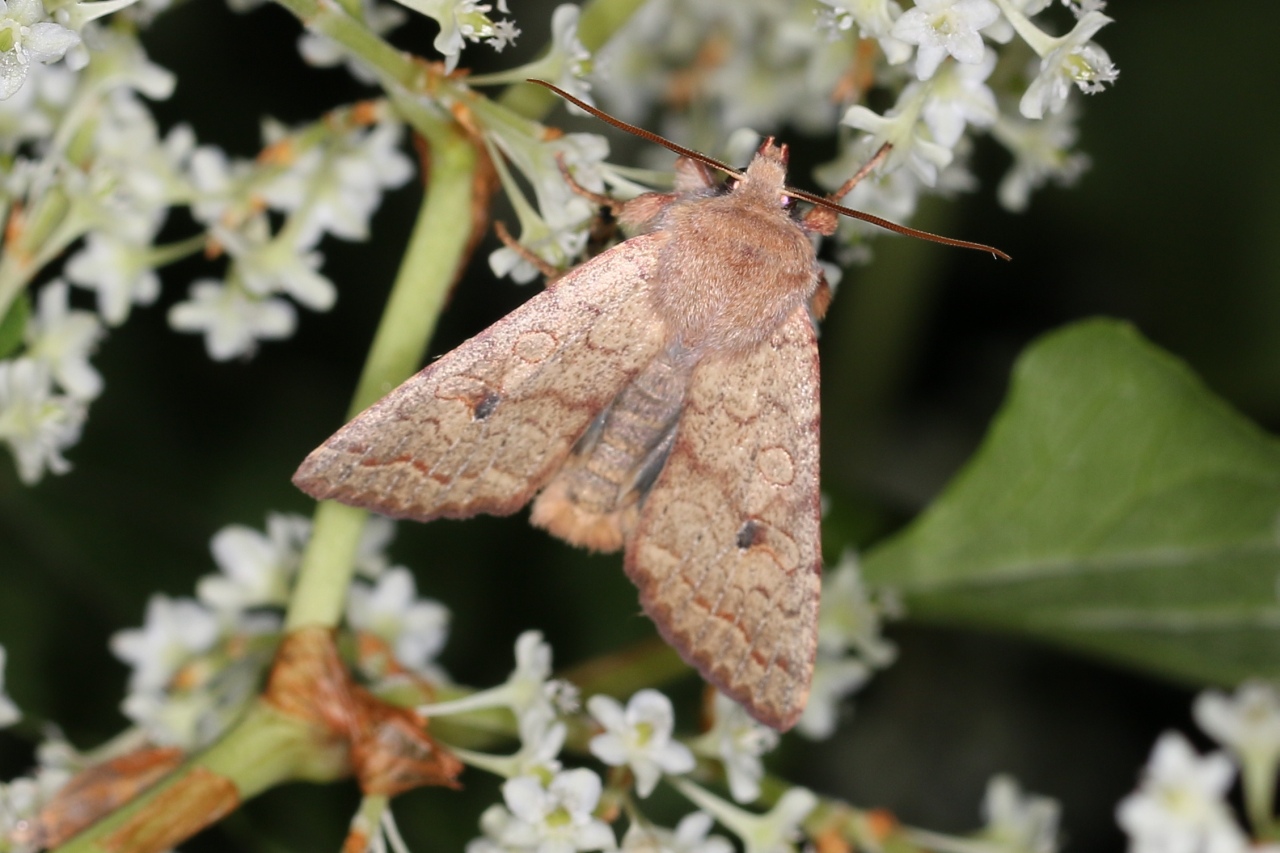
[
  {"left": 583, "top": 0, "right": 1115, "bottom": 255},
  {"left": 0, "top": 12, "right": 413, "bottom": 483},
  {"left": 0, "top": 29, "right": 174, "bottom": 484},
  {"left": 109, "top": 512, "right": 450, "bottom": 749},
  {"left": 388, "top": 0, "right": 518, "bottom": 74},
  {"left": 170, "top": 108, "right": 412, "bottom": 360},
  {"left": 412, "top": 630, "right": 814, "bottom": 853},
  {"left": 1117, "top": 681, "right": 1280, "bottom": 853},
  {"left": 462, "top": 4, "right": 635, "bottom": 285}
]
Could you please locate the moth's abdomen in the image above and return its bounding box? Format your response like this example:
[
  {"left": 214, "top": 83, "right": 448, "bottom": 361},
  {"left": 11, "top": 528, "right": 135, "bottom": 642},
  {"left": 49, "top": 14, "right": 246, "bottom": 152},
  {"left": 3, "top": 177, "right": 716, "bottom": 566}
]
[{"left": 530, "top": 348, "right": 692, "bottom": 552}]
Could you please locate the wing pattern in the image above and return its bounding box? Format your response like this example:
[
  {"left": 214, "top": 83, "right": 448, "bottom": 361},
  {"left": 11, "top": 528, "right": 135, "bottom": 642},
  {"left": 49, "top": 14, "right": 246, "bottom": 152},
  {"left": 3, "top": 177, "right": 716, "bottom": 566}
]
[
  {"left": 624, "top": 305, "right": 822, "bottom": 730},
  {"left": 293, "top": 235, "right": 670, "bottom": 522}
]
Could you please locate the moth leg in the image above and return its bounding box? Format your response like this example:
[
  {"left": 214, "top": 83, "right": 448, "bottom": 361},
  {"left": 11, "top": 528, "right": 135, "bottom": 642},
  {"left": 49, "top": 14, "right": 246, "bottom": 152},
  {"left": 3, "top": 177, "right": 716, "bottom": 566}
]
[
  {"left": 801, "top": 141, "right": 893, "bottom": 236},
  {"left": 554, "top": 152, "right": 618, "bottom": 209},
  {"left": 554, "top": 153, "right": 706, "bottom": 235},
  {"left": 493, "top": 220, "right": 563, "bottom": 281},
  {"left": 809, "top": 272, "right": 832, "bottom": 321}
]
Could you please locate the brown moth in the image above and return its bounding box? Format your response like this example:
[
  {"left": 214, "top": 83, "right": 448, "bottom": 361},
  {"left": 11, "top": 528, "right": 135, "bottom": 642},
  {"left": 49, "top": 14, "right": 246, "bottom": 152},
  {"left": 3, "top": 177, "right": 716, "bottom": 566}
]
[{"left": 293, "top": 82, "right": 1006, "bottom": 731}]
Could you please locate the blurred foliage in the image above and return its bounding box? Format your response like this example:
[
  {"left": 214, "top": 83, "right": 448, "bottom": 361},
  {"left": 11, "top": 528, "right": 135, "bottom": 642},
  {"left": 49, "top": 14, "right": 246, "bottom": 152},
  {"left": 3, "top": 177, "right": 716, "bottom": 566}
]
[
  {"left": 863, "top": 320, "right": 1280, "bottom": 681},
  {"left": 1, "top": 1, "right": 1277, "bottom": 851}
]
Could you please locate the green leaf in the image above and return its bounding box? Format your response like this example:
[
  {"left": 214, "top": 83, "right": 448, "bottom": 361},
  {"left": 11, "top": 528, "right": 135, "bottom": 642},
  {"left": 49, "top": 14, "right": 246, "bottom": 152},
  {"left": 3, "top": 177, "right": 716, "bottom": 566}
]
[
  {"left": 862, "top": 318, "right": 1280, "bottom": 685},
  {"left": 0, "top": 293, "right": 29, "bottom": 358}
]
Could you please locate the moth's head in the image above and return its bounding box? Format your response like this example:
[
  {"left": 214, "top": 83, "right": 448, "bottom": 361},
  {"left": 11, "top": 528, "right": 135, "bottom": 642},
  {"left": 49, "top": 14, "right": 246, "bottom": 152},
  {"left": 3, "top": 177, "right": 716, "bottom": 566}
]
[{"left": 733, "top": 138, "right": 791, "bottom": 208}]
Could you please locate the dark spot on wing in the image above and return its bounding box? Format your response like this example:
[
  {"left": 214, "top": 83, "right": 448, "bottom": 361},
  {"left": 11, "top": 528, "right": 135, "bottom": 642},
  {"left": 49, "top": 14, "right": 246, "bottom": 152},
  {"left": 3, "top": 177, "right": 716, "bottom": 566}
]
[
  {"left": 736, "top": 519, "right": 763, "bottom": 550},
  {"left": 473, "top": 392, "right": 500, "bottom": 421}
]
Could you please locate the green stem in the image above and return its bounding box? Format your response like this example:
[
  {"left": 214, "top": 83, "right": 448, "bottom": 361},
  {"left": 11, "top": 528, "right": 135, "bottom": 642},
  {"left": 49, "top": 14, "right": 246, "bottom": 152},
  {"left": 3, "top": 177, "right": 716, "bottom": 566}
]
[
  {"left": 1243, "top": 754, "right": 1278, "bottom": 839},
  {"left": 285, "top": 124, "right": 479, "bottom": 632},
  {"left": 270, "top": 0, "right": 425, "bottom": 91},
  {"left": 54, "top": 703, "right": 349, "bottom": 853}
]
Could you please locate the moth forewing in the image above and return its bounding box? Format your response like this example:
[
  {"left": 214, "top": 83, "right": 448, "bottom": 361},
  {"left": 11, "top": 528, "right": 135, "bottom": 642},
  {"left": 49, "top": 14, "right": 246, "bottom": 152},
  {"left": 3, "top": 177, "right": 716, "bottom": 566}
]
[
  {"left": 291, "top": 235, "right": 670, "bottom": 523},
  {"left": 625, "top": 305, "right": 822, "bottom": 732}
]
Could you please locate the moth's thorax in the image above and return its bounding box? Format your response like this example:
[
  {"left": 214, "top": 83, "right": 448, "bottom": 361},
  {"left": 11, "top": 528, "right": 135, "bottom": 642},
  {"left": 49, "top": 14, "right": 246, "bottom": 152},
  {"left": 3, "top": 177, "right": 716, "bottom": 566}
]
[{"left": 649, "top": 156, "right": 818, "bottom": 359}]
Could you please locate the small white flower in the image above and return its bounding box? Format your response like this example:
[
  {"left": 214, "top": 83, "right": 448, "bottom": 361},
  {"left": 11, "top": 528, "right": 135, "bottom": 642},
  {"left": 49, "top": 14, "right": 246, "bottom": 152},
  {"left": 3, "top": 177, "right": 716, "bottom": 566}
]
[
  {"left": 817, "top": 552, "right": 898, "bottom": 665},
  {"left": 991, "top": 106, "right": 1088, "bottom": 212},
  {"left": 24, "top": 279, "right": 104, "bottom": 400},
  {"left": 1116, "top": 732, "right": 1246, "bottom": 853},
  {"left": 891, "top": 0, "right": 999, "bottom": 80},
  {"left": 673, "top": 780, "right": 817, "bottom": 853},
  {"left": 120, "top": 686, "right": 206, "bottom": 748},
  {"left": 494, "top": 4, "right": 589, "bottom": 106},
  {"left": 418, "top": 629, "right": 577, "bottom": 721},
  {"left": 197, "top": 512, "right": 310, "bottom": 614},
  {"left": 0, "top": 0, "right": 80, "bottom": 100},
  {"left": 980, "top": 775, "right": 1061, "bottom": 853},
  {"left": 0, "top": 646, "right": 19, "bottom": 727},
  {"left": 109, "top": 594, "right": 220, "bottom": 692},
  {"left": 260, "top": 120, "right": 412, "bottom": 247},
  {"left": 1194, "top": 682, "right": 1280, "bottom": 768},
  {"left": 842, "top": 86, "right": 953, "bottom": 186},
  {"left": 545, "top": 4, "right": 589, "bottom": 95},
  {"left": 449, "top": 702, "right": 567, "bottom": 781},
  {"left": 0, "top": 357, "right": 85, "bottom": 484},
  {"left": 467, "top": 803, "right": 518, "bottom": 853},
  {"left": 795, "top": 656, "right": 869, "bottom": 740},
  {"left": 507, "top": 629, "right": 578, "bottom": 716},
  {"left": 168, "top": 279, "right": 297, "bottom": 361},
  {"left": 512, "top": 703, "right": 567, "bottom": 777},
  {"left": 921, "top": 47, "right": 998, "bottom": 147},
  {"left": 392, "top": 0, "right": 517, "bottom": 73},
  {"left": 817, "top": 143, "right": 921, "bottom": 254},
  {"left": 621, "top": 812, "right": 734, "bottom": 853},
  {"left": 187, "top": 143, "right": 250, "bottom": 226},
  {"left": 354, "top": 514, "right": 397, "bottom": 577},
  {"left": 89, "top": 92, "right": 193, "bottom": 230},
  {"left": 815, "top": 0, "right": 911, "bottom": 65},
  {"left": 0, "top": 769, "right": 70, "bottom": 846},
  {"left": 484, "top": 17, "right": 519, "bottom": 51},
  {"left": 692, "top": 694, "right": 779, "bottom": 804},
  {"left": 217, "top": 218, "right": 337, "bottom": 311},
  {"left": 0, "top": 60, "right": 70, "bottom": 150},
  {"left": 77, "top": 26, "right": 174, "bottom": 97},
  {"left": 588, "top": 689, "right": 695, "bottom": 797},
  {"left": 346, "top": 567, "right": 451, "bottom": 680},
  {"left": 1017, "top": 10, "right": 1117, "bottom": 119},
  {"left": 499, "top": 769, "right": 616, "bottom": 852},
  {"left": 64, "top": 231, "right": 162, "bottom": 326}
]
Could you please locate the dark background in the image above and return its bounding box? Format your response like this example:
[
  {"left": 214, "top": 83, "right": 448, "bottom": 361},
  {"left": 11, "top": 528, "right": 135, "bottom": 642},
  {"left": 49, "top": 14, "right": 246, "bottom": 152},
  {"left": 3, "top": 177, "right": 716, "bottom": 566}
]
[{"left": 0, "top": 1, "right": 1272, "bottom": 850}]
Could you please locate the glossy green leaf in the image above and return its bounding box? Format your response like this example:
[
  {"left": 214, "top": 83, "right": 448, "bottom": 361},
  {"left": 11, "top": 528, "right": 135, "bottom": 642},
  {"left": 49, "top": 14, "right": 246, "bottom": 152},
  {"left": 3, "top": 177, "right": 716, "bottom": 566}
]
[{"left": 863, "top": 319, "right": 1280, "bottom": 684}]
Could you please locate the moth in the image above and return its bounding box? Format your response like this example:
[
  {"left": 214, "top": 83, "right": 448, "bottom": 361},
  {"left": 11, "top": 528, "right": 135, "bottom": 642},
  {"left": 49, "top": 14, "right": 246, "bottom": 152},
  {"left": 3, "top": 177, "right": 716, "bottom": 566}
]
[{"left": 294, "top": 82, "right": 1006, "bottom": 731}]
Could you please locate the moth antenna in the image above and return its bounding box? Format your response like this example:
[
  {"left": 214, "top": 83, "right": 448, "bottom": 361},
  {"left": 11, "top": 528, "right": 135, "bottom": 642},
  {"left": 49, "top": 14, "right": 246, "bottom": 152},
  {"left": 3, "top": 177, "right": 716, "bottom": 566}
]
[
  {"left": 528, "top": 79, "right": 745, "bottom": 180},
  {"left": 790, "top": 184, "right": 1012, "bottom": 260},
  {"left": 530, "top": 80, "right": 1010, "bottom": 261}
]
